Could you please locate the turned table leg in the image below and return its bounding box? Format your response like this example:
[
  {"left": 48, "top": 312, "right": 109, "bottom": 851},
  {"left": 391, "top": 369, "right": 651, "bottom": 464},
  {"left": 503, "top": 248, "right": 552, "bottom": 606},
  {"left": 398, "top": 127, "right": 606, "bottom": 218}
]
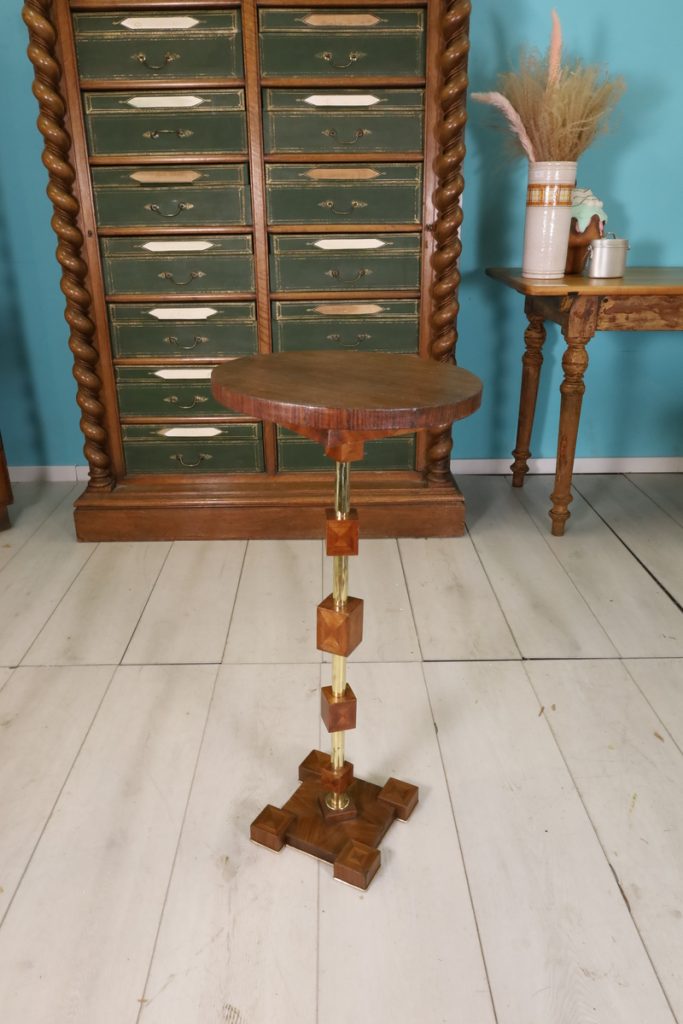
[
  {"left": 511, "top": 299, "right": 547, "bottom": 487},
  {"left": 549, "top": 297, "right": 599, "bottom": 536}
]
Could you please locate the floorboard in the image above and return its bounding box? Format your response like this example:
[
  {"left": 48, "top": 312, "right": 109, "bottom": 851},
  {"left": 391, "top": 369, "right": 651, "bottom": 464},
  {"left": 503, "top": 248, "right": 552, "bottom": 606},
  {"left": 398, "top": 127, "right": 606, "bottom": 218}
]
[
  {"left": 425, "top": 660, "right": 676, "bottom": 1024},
  {"left": 317, "top": 662, "right": 496, "bottom": 1024},
  {"left": 0, "top": 666, "right": 113, "bottom": 922},
  {"left": 627, "top": 474, "right": 683, "bottom": 527},
  {"left": 22, "top": 541, "right": 171, "bottom": 666},
  {"left": 139, "top": 664, "right": 319, "bottom": 1024},
  {"left": 0, "top": 495, "right": 96, "bottom": 665},
  {"left": 515, "top": 477, "right": 683, "bottom": 657},
  {"left": 223, "top": 540, "right": 323, "bottom": 664},
  {"left": 124, "top": 541, "right": 246, "bottom": 665},
  {"left": 460, "top": 477, "right": 617, "bottom": 658},
  {"left": 575, "top": 475, "right": 683, "bottom": 607},
  {"left": 0, "top": 482, "right": 76, "bottom": 573},
  {"left": 0, "top": 664, "right": 216, "bottom": 1024},
  {"left": 526, "top": 658, "right": 683, "bottom": 1021},
  {"left": 399, "top": 536, "right": 519, "bottom": 660},
  {"left": 624, "top": 659, "right": 683, "bottom": 755}
]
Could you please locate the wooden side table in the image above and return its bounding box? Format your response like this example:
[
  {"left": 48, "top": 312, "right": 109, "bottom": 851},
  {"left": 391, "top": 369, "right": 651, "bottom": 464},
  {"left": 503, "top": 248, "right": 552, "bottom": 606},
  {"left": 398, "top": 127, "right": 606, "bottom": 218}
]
[
  {"left": 213, "top": 351, "right": 482, "bottom": 889},
  {"left": 0, "top": 433, "right": 13, "bottom": 531},
  {"left": 487, "top": 268, "right": 683, "bottom": 535}
]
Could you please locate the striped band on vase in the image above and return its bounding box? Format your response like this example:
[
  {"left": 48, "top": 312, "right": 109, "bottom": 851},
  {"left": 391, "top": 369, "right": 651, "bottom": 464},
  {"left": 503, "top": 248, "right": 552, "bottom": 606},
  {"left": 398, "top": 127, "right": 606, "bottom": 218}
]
[{"left": 522, "top": 161, "right": 577, "bottom": 278}]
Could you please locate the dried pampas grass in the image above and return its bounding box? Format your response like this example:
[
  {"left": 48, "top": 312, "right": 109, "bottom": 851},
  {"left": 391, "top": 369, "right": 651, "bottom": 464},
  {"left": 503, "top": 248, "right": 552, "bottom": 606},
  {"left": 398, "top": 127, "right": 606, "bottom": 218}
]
[{"left": 473, "top": 10, "right": 625, "bottom": 163}]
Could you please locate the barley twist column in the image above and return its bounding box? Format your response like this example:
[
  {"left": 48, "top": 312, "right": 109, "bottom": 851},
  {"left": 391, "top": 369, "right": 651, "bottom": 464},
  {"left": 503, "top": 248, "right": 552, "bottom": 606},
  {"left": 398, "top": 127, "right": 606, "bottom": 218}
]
[
  {"left": 22, "top": 0, "right": 112, "bottom": 490},
  {"left": 427, "top": 0, "right": 471, "bottom": 484}
]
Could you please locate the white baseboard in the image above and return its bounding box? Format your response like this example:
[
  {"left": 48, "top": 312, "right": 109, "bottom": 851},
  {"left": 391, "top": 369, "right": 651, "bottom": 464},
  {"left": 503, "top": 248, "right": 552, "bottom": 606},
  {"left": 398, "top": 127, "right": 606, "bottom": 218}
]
[
  {"left": 8, "top": 465, "right": 91, "bottom": 483},
  {"left": 451, "top": 457, "right": 683, "bottom": 474},
  {"left": 9, "top": 457, "right": 683, "bottom": 484}
]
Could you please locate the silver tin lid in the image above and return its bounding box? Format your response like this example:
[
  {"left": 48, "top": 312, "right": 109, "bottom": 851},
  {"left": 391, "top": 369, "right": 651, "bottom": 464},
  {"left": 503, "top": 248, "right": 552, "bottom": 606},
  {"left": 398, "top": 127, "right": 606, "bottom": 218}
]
[{"left": 590, "top": 237, "right": 629, "bottom": 249}]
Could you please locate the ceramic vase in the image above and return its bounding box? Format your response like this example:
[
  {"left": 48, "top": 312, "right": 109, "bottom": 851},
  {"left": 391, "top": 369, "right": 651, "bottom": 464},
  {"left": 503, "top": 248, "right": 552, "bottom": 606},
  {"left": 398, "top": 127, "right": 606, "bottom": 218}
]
[{"left": 522, "top": 161, "right": 577, "bottom": 278}]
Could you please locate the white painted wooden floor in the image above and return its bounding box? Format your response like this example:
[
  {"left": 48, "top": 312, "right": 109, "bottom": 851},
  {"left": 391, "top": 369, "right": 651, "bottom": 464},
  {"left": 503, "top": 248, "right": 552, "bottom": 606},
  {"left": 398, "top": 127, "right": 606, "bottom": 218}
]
[{"left": 0, "top": 474, "right": 681, "bottom": 1024}]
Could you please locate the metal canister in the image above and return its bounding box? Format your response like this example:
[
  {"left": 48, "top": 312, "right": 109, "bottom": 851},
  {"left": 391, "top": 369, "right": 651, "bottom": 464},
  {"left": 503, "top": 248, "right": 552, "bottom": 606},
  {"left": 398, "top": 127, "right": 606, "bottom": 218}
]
[{"left": 585, "top": 236, "right": 630, "bottom": 278}]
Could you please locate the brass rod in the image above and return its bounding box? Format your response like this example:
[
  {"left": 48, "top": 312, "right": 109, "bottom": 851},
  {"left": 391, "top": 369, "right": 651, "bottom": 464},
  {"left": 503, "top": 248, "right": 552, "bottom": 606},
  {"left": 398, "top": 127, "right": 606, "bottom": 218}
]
[{"left": 326, "top": 460, "right": 351, "bottom": 811}]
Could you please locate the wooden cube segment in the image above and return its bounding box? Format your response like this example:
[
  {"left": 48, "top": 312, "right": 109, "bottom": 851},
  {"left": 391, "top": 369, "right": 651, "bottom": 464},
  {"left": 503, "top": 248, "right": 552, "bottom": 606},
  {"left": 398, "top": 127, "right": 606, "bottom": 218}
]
[
  {"left": 377, "top": 777, "right": 419, "bottom": 820},
  {"left": 250, "top": 805, "right": 295, "bottom": 851},
  {"left": 316, "top": 595, "right": 364, "bottom": 656},
  {"left": 325, "top": 509, "right": 359, "bottom": 556},
  {"left": 334, "top": 839, "right": 381, "bottom": 890},
  {"left": 320, "top": 758, "right": 354, "bottom": 794},
  {"left": 321, "top": 684, "right": 357, "bottom": 733}
]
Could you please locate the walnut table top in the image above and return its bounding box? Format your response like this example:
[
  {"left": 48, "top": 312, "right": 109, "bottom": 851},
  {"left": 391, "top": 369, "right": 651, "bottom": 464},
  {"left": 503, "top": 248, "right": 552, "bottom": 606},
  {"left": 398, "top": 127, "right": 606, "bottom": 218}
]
[{"left": 212, "top": 351, "right": 483, "bottom": 461}]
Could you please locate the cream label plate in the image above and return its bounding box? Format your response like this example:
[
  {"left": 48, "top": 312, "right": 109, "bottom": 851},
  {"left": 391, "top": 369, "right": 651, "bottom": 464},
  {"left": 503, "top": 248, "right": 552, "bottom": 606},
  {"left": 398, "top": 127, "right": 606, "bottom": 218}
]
[{"left": 148, "top": 307, "right": 218, "bottom": 320}]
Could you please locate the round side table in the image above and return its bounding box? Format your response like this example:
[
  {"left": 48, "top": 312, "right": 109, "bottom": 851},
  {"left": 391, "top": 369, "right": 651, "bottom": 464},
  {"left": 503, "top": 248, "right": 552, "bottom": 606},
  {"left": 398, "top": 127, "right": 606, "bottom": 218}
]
[{"left": 212, "top": 351, "right": 482, "bottom": 889}]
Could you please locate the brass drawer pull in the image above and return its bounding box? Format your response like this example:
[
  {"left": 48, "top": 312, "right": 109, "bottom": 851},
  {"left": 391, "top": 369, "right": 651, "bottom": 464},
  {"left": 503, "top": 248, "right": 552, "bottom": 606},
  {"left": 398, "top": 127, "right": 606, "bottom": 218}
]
[
  {"left": 170, "top": 452, "right": 211, "bottom": 468},
  {"left": 326, "top": 332, "right": 372, "bottom": 347},
  {"left": 163, "top": 394, "right": 209, "bottom": 410},
  {"left": 318, "top": 199, "right": 368, "bottom": 215},
  {"left": 158, "top": 270, "right": 206, "bottom": 286},
  {"left": 144, "top": 201, "right": 194, "bottom": 218},
  {"left": 325, "top": 268, "right": 371, "bottom": 282},
  {"left": 131, "top": 51, "right": 180, "bottom": 70},
  {"left": 162, "top": 334, "right": 208, "bottom": 351},
  {"left": 321, "top": 128, "right": 371, "bottom": 145},
  {"left": 142, "top": 128, "right": 194, "bottom": 140},
  {"left": 317, "top": 50, "right": 365, "bottom": 70}
]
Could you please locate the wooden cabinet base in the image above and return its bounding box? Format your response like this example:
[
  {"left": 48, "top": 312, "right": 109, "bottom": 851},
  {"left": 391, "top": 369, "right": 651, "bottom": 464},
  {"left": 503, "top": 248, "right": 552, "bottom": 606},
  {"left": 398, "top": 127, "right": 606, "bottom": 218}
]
[
  {"left": 250, "top": 749, "right": 418, "bottom": 891},
  {"left": 73, "top": 472, "right": 466, "bottom": 540},
  {"left": 0, "top": 435, "right": 12, "bottom": 531}
]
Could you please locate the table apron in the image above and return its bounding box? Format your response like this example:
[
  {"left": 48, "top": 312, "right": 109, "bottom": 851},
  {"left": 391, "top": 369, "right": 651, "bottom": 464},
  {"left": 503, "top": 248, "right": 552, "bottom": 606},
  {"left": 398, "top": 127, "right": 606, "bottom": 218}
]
[
  {"left": 597, "top": 294, "right": 683, "bottom": 331},
  {"left": 528, "top": 293, "right": 683, "bottom": 333}
]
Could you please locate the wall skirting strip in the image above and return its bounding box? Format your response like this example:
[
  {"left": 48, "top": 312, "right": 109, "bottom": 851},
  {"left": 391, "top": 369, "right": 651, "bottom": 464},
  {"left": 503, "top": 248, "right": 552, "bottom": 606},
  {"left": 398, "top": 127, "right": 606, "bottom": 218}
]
[
  {"left": 8, "top": 457, "right": 683, "bottom": 483},
  {"left": 9, "top": 465, "right": 91, "bottom": 483},
  {"left": 450, "top": 457, "right": 683, "bottom": 474}
]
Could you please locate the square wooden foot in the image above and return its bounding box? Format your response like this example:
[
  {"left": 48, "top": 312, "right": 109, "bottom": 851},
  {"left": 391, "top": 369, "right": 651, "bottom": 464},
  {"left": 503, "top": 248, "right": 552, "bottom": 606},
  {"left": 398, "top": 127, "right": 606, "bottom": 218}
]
[
  {"left": 334, "top": 839, "right": 381, "bottom": 890},
  {"left": 250, "top": 805, "right": 296, "bottom": 852},
  {"left": 250, "top": 750, "right": 419, "bottom": 889},
  {"left": 378, "top": 777, "right": 419, "bottom": 820},
  {"left": 298, "top": 749, "right": 330, "bottom": 781}
]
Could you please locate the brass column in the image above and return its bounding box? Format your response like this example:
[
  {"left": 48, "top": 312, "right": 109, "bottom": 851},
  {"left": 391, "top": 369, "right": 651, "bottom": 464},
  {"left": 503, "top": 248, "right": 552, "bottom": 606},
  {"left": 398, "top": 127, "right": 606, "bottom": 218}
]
[{"left": 326, "top": 459, "right": 351, "bottom": 812}]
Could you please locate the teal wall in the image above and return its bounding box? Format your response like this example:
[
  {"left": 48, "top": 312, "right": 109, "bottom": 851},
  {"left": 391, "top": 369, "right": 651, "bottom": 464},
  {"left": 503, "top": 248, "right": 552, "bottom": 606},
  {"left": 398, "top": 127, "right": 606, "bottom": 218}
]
[{"left": 1, "top": 0, "right": 681, "bottom": 467}]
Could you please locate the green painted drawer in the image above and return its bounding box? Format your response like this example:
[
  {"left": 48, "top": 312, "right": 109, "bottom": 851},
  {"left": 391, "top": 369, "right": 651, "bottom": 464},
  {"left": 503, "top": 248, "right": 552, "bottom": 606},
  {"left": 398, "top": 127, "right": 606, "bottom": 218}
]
[
  {"left": 122, "top": 422, "right": 264, "bottom": 474},
  {"left": 73, "top": 11, "right": 243, "bottom": 81},
  {"left": 101, "top": 236, "right": 254, "bottom": 296},
  {"left": 259, "top": 8, "right": 425, "bottom": 79},
  {"left": 277, "top": 428, "right": 415, "bottom": 471},
  {"left": 269, "top": 234, "right": 420, "bottom": 292},
  {"left": 116, "top": 365, "right": 235, "bottom": 418},
  {"left": 272, "top": 299, "right": 419, "bottom": 352},
  {"left": 108, "top": 302, "right": 257, "bottom": 358},
  {"left": 83, "top": 90, "right": 246, "bottom": 157},
  {"left": 262, "top": 89, "right": 423, "bottom": 154},
  {"left": 265, "top": 163, "right": 421, "bottom": 225},
  {"left": 92, "top": 165, "right": 251, "bottom": 229}
]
